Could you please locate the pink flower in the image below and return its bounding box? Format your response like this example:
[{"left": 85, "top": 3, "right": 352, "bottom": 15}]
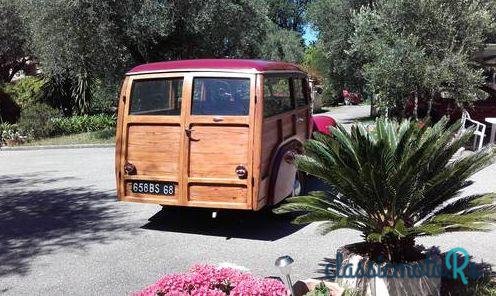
[{"left": 134, "top": 265, "right": 288, "bottom": 296}]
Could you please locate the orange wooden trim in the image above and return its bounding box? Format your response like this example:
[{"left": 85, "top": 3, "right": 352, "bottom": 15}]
[
  {"left": 126, "top": 116, "right": 181, "bottom": 124},
  {"left": 251, "top": 74, "right": 264, "bottom": 210},
  {"left": 124, "top": 175, "right": 179, "bottom": 182},
  {"left": 120, "top": 195, "right": 181, "bottom": 205},
  {"left": 187, "top": 116, "right": 249, "bottom": 125},
  {"left": 188, "top": 177, "right": 247, "bottom": 185},
  {"left": 246, "top": 74, "right": 257, "bottom": 210},
  {"left": 186, "top": 200, "right": 251, "bottom": 210},
  {"left": 115, "top": 77, "right": 128, "bottom": 200},
  {"left": 179, "top": 74, "right": 193, "bottom": 206}
]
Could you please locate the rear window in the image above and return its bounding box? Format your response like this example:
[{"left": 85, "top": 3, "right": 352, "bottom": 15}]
[
  {"left": 192, "top": 78, "right": 250, "bottom": 116},
  {"left": 129, "top": 78, "right": 183, "bottom": 115},
  {"left": 263, "top": 76, "right": 293, "bottom": 117}
]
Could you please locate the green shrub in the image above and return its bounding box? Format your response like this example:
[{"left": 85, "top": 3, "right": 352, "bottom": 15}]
[
  {"left": 0, "top": 123, "right": 27, "bottom": 145},
  {"left": 52, "top": 114, "right": 116, "bottom": 135},
  {"left": 18, "top": 103, "right": 59, "bottom": 139},
  {"left": 3, "top": 77, "right": 45, "bottom": 109},
  {"left": 92, "top": 127, "right": 116, "bottom": 140},
  {"left": 91, "top": 79, "right": 118, "bottom": 114},
  {"left": 304, "top": 282, "right": 330, "bottom": 296}
]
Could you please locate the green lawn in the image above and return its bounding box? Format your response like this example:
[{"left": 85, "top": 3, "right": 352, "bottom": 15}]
[{"left": 21, "top": 128, "right": 115, "bottom": 146}]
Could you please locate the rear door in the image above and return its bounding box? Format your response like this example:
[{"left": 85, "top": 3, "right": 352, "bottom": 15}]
[
  {"left": 120, "top": 74, "right": 185, "bottom": 204},
  {"left": 183, "top": 73, "right": 255, "bottom": 209}
]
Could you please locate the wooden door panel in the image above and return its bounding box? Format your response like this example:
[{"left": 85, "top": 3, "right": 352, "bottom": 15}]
[
  {"left": 261, "top": 119, "right": 279, "bottom": 177},
  {"left": 189, "top": 184, "right": 247, "bottom": 203},
  {"left": 188, "top": 125, "right": 249, "bottom": 179},
  {"left": 126, "top": 124, "right": 181, "bottom": 176},
  {"left": 282, "top": 116, "right": 294, "bottom": 139}
]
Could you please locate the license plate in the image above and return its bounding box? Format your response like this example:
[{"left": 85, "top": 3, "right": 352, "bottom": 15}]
[{"left": 131, "top": 181, "right": 175, "bottom": 196}]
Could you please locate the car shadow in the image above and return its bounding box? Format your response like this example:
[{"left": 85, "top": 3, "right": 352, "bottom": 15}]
[
  {"left": 0, "top": 174, "right": 134, "bottom": 277},
  {"left": 314, "top": 257, "right": 338, "bottom": 281},
  {"left": 141, "top": 175, "right": 333, "bottom": 241},
  {"left": 142, "top": 206, "right": 305, "bottom": 241}
]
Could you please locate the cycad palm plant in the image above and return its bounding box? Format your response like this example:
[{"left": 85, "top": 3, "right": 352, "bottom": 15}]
[{"left": 275, "top": 117, "right": 496, "bottom": 262}]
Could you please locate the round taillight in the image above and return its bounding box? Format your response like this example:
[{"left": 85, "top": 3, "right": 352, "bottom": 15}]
[
  {"left": 235, "top": 165, "right": 247, "bottom": 179},
  {"left": 124, "top": 162, "right": 137, "bottom": 175}
]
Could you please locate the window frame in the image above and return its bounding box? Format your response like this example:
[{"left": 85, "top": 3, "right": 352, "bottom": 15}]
[
  {"left": 190, "top": 77, "right": 251, "bottom": 116},
  {"left": 263, "top": 73, "right": 309, "bottom": 118},
  {"left": 293, "top": 76, "right": 309, "bottom": 108},
  {"left": 262, "top": 74, "right": 295, "bottom": 118},
  {"left": 128, "top": 77, "right": 184, "bottom": 116}
]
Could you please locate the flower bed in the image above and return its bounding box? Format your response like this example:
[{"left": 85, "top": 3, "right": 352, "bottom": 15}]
[{"left": 135, "top": 265, "right": 288, "bottom": 296}]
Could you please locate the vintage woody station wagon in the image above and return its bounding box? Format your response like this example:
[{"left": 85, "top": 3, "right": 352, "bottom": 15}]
[{"left": 115, "top": 59, "right": 313, "bottom": 211}]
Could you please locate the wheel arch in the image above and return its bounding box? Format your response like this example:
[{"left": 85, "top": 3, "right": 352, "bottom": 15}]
[{"left": 267, "top": 137, "right": 304, "bottom": 206}]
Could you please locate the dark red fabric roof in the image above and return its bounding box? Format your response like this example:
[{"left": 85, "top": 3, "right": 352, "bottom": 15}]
[{"left": 127, "top": 59, "right": 302, "bottom": 74}]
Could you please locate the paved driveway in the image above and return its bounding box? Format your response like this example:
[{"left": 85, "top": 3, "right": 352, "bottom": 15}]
[{"left": 1, "top": 106, "right": 495, "bottom": 295}]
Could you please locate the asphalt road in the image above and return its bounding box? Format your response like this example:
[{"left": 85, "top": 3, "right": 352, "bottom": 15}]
[{"left": 1, "top": 106, "right": 495, "bottom": 295}]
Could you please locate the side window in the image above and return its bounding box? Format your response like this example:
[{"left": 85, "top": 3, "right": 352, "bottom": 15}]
[
  {"left": 293, "top": 77, "right": 308, "bottom": 107},
  {"left": 129, "top": 78, "right": 183, "bottom": 115},
  {"left": 192, "top": 78, "right": 250, "bottom": 116},
  {"left": 263, "top": 76, "right": 294, "bottom": 117}
]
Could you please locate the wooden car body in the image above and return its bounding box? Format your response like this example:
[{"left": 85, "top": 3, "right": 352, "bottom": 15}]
[{"left": 115, "top": 59, "right": 311, "bottom": 210}]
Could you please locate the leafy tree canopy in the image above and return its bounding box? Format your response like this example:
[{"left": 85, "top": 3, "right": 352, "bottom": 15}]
[
  {"left": 307, "top": 0, "right": 371, "bottom": 99},
  {"left": 0, "top": 0, "right": 30, "bottom": 83},
  {"left": 12, "top": 0, "right": 305, "bottom": 114},
  {"left": 308, "top": 0, "right": 496, "bottom": 115},
  {"left": 267, "top": 0, "right": 312, "bottom": 33}
]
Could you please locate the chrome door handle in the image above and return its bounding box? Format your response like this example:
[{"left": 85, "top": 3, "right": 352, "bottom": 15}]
[{"left": 185, "top": 128, "right": 194, "bottom": 136}]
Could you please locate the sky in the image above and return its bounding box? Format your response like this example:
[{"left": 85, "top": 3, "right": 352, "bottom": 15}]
[{"left": 303, "top": 25, "right": 318, "bottom": 46}]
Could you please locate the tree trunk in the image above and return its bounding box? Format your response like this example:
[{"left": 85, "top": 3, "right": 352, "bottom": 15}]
[
  {"left": 413, "top": 91, "right": 419, "bottom": 120},
  {"left": 427, "top": 98, "right": 433, "bottom": 119},
  {"left": 426, "top": 90, "right": 435, "bottom": 119}
]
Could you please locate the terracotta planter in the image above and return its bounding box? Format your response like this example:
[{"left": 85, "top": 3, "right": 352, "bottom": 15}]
[{"left": 335, "top": 243, "right": 441, "bottom": 296}]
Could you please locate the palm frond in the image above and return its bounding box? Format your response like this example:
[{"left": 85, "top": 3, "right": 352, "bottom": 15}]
[{"left": 274, "top": 116, "right": 496, "bottom": 260}]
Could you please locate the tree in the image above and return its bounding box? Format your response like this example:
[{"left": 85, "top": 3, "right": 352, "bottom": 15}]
[
  {"left": 309, "top": 0, "right": 496, "bottom": 114},
  {"left": 275, "top": 118, "right": 496, "bottom": 262},
  {"left": 18, "top": 0, "right": 276, "bottom": 114},
  {"left": 307, "top": 0, "right": 371, "bottom": 101},
  {"left": 267, "top": 0, "right": 312, "bottom": 33},
  {"left": 0, "top": 0, "right": 30, "bottom": 83},
  {"left": 301, "top": 44, "right": 327, "bottom": 81},
  {"left": 350, "top": 0, "right": 493, "bottom": 117},
  {"left": 260, "top": 26, "right": 305, "bottom": 63}
]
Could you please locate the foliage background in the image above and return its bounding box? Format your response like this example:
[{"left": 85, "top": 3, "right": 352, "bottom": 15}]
[
  {"left": 305, "top": 0, "right": 496, "bottom": 114},
  {"left": 1, "top": 0, "right": 309, "bottom": 117}
]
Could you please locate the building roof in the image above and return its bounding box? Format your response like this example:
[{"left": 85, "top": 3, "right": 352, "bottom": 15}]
[{"left": 127, "top": 59, "right": 303, "bottom": 75}]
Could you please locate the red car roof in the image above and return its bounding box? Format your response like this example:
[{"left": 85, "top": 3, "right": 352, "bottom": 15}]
[{"left": 127, "top": 59, "right": 303, "bottom": 75}]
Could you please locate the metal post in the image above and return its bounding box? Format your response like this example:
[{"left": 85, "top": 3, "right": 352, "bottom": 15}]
[{"left": 286, "top": 274, "right": 295, "bottom": 296}]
